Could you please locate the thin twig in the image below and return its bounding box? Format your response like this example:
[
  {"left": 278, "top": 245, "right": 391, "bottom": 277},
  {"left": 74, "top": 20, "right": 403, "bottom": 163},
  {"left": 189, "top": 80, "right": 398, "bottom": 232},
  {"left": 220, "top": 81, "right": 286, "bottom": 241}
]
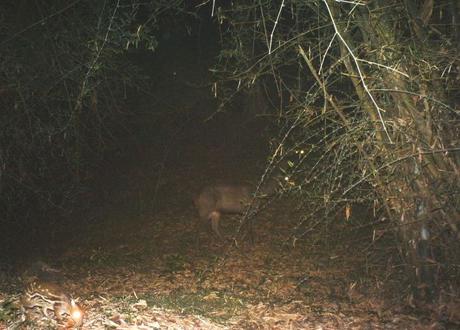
[
  {"left": 0, "top": 0, "right": 83, "bottom": 46},
  {"left": 322, "top": 0, "right": 393, "bottom": 143},
  {"left": 319, "top": 32, "right": 337, "bottom": 74},
  {"left": 75, "top": 0, "right": 121, "bottom": 112},
  {"left": 357, "top": 59, "right": 410, "bottom": 78},
  {"left": 342, "top": 147, "right": 460, "bottom": 195},
  {"left": 298, "top": 45, "right": 349, "bottom": 125},
  {"left": 268, "top": 0, "right": 285, "bottom": 54}
]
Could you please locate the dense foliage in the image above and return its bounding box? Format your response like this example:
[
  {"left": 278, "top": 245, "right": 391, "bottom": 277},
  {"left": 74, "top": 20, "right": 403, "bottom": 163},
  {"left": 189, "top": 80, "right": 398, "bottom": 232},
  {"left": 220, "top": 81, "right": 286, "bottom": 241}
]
[
  {"left": 213, "top": 0, "right": 459, "bottom": 298},
  {"left": 0, "top": 1, "right": 160, "bottom": 232}
]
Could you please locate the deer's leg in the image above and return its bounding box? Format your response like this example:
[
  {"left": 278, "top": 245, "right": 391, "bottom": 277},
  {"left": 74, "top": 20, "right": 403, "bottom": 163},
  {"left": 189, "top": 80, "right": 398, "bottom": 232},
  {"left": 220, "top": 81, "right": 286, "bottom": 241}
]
[
  {"left": 195, "top": 212, "right": 210, "bottom": 247},
  {"left": 209, "top": 211, "right": 223, "bottom": 239}
]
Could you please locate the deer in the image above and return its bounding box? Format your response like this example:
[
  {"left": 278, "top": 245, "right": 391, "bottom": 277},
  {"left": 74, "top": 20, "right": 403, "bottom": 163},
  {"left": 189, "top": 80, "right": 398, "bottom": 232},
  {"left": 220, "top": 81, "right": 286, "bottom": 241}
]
[{"left": 193, "top": 172, "right": 285, "bottom": 240}]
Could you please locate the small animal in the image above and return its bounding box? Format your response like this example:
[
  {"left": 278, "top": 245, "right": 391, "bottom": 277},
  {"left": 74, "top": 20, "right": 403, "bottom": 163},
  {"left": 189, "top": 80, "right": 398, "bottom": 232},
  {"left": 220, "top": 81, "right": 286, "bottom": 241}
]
[{"left": 21, "top": 278, "right": 83, "bottom": 327}]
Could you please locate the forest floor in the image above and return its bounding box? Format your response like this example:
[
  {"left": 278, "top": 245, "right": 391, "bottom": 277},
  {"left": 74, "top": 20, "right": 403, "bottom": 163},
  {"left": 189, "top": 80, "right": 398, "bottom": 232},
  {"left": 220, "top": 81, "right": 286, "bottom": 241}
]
[{"left": 0, "top": 131, "right": 448, "bottom": 329}]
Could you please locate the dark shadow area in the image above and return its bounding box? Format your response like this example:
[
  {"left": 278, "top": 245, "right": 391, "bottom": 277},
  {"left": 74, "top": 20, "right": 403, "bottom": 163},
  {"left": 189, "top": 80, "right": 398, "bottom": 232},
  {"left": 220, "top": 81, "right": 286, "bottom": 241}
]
[{"left": 2, "top": 3, "right": 275, "bottom": 269}]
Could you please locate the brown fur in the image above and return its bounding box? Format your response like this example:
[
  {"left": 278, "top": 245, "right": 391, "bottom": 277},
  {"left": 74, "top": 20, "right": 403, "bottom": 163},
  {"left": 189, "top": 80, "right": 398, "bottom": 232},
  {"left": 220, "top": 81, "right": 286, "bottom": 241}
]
[{"left": 194, "top": 179, "right": 278, "bottom": 239}]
